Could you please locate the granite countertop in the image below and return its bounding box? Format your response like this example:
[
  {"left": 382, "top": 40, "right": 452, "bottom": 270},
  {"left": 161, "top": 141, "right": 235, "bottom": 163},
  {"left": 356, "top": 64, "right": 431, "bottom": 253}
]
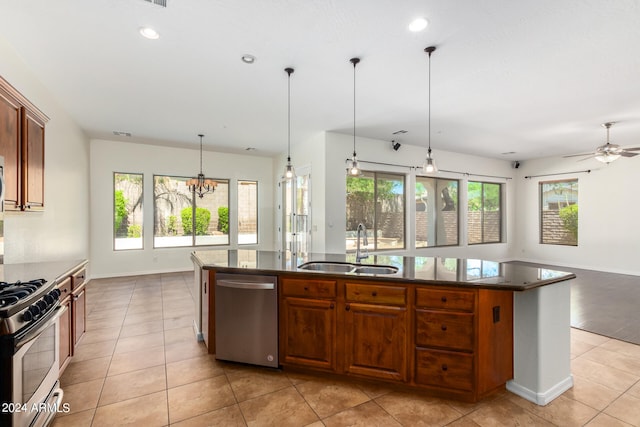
[
  {"left": 0, "top": 259, "right": 88, "bottom": 285},
  {"left": 192, "top": 250, "right": 575, "bottom": 291}
]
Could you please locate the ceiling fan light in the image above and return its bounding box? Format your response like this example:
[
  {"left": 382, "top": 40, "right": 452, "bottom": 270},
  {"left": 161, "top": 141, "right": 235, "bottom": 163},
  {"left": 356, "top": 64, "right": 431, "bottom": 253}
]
[{"left": 595, "top": 153, "right": 621, "bottom": 164}]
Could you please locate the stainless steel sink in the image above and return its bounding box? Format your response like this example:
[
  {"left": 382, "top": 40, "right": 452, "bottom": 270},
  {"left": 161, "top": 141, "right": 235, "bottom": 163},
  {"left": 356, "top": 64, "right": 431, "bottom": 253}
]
[
  {"left": 353, "top": 265, "right": 399, "bottom": 275},
  {"left": 297, "top": 262, "right": 356, "bottom": 273},
  {"left": 297, "top": 261, "right": 399, "bottom": 275}
]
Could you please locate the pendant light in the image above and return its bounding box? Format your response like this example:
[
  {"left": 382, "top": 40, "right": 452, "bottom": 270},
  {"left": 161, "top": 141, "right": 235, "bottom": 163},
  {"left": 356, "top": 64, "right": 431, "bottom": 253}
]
[
  {"left": 284, "top": 67, "right": 296, "bottom": 179},
  {"left": 186, "top": 134, "right": 217, "bottom": 198},
  {"left": 422, "top": 46, "right": 438, "bottom": 174},
  {"left": 347, "top": 57, "right": 363, "bottom": 176}
]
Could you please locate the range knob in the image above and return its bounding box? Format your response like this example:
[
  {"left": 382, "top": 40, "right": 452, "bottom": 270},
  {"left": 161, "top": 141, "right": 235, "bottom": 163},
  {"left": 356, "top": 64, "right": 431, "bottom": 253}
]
[
  {"left": 23, "top": 305, "right": 40, "bottom": 321},
  {"left": 44, "top": 294, "right": 55, "bottom": 304},
  {"left": 36, "top": 300, "right": 48, "bottom": 312}
]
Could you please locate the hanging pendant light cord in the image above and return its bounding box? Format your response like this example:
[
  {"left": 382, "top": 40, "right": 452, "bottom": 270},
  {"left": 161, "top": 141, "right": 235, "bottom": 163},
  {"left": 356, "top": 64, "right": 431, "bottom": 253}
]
[
  {"left": 351, "top": 58, "right": 360, "bottom": 157},
  {"left": 287, "top": 68, "right": 292, "bottom": 161},
  {"left": 427, "top": 48, "right": 433, "bottom": 155},
  {"left": 198, "top": 134, "right": 204, "bottom": 173}
]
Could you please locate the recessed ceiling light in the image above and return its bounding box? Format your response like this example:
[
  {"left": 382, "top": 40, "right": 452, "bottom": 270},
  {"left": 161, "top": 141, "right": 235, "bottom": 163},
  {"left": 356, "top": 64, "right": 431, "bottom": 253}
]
[
  {"left": 408, "top": 17, "right": 428, "bottom": 32},
  {"left": 139, "top": 27, "right": 160, "bottom": 40},
  {"left": 241, "top": 54, "right": 256, "bottom": 64}
]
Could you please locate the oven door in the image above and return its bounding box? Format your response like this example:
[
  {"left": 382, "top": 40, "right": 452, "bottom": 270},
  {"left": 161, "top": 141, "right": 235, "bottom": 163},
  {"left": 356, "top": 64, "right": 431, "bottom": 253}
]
[{"left": 11, "top": 305, "right": 65, "bottom": 427}]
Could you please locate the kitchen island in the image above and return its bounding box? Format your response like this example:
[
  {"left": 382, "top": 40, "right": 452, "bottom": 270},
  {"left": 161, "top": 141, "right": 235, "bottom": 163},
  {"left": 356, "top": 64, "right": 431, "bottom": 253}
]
[{"left": 192, "top": 250, "right": 575, "bottom": 405}]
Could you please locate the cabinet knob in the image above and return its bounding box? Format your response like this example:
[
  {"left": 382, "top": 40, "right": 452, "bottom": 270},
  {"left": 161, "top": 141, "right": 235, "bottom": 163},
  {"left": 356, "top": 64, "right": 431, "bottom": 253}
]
[
  {"left": 304, "top": 286, "right": 309, "bottom": 291},
  {"left": 441, "top": 364, "right": 448, "bottom": 371},
  {"left": 330, "top": 303, "right": 334, "bottom": 309},
  {"left": 371, "top": 291, "right": 377, "bottom": 297},
  {"left": 441, "top": 296, "right": 447, "bottom": 303},
  {"left": 441, "top": 325, "right": 447, "bottom": 331},
  {"left": 345, "top": 304, "right": 350, "bottom": 311}
]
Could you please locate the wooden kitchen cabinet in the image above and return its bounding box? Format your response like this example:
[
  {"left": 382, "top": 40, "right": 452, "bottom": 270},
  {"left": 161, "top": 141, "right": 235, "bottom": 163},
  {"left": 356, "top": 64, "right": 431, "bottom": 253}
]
[
  {"left": 276, "top": 274, "right": 513, "bottom": 402},
  {"left": 280, "top": 277, "right": 337, "bottom": 371},
  {"left": 414, "top": 287, "right": 513, "bottom": 400},
  {"left": 57, "top": 266, "right": 87, "bottom": 375},
  {"left": 57, "top": 276, "right": 73, "bottom": 372},
  {"left": 343, "top": 282, "right": 408, "bottom": 382},
  {"left": 0, "top": 75, "right": 48, "bottom": 211}
]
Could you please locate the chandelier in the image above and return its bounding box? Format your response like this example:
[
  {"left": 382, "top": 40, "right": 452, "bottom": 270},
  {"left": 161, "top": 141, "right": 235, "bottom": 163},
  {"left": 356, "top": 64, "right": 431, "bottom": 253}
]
[{"left": 187, "top": 134, "right": 217, "bottom": 198}]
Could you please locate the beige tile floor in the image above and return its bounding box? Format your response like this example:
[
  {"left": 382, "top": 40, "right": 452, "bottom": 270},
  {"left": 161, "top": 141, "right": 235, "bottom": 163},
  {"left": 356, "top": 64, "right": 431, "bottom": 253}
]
[{"left": 51, "top": 272, "right": 640, "bottom": 427}]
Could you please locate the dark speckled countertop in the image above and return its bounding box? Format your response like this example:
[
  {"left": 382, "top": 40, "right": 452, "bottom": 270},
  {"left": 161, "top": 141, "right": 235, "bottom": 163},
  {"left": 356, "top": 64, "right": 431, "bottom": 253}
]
[{"left": 192, "top": 250, "right": 575, "bottom": 291}]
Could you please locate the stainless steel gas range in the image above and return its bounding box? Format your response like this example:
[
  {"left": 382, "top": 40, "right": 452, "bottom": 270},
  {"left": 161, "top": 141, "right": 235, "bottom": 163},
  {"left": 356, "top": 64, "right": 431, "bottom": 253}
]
[{"left": 0, "top": 277, "right": 65, "bottom": 427}]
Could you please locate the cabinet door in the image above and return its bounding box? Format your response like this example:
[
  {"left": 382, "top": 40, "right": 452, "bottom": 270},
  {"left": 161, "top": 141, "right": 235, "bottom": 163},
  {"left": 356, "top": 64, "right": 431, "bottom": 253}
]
[
  {"left": 344, "top": 303, "right": 407, "bottom": 382},
  {"left": 59, "top": 297, "right": 72, "bottom": 373},
  {"left": 0, "top": 90, "right": 21, "bottom": 210},
  {"left": 72, "top": 288, "right": 86, "bottom": 345},
  {"left": 22, "top": 111, "right": 45, "bottom": 210},
  {"left": 281, "top": 296, "right": 336, "bottom": 370}
]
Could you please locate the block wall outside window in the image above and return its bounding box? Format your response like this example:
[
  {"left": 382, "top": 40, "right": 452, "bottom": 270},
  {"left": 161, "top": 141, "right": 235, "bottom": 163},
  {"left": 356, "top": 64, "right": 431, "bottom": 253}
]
[{"left": 238, "top": 180, "right": 258, "bottom": 245}]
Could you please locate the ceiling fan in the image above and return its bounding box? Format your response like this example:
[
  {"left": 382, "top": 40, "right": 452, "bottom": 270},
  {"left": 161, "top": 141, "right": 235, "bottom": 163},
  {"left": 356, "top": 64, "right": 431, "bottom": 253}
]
[{"left": 564, "top": 122, "right": 640, "bottom": 164}]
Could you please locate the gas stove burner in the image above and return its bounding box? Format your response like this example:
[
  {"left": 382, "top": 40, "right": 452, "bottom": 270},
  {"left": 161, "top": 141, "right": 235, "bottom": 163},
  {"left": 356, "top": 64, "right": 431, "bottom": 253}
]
[{"left": 0, "top": 279, "right": 47, "bottom": 308}]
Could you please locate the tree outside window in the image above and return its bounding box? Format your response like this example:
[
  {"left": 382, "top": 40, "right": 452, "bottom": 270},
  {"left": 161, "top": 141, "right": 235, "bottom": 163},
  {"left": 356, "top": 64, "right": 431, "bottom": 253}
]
[{"left": 540, "top": 179, "right": 578, "bottom": 246}]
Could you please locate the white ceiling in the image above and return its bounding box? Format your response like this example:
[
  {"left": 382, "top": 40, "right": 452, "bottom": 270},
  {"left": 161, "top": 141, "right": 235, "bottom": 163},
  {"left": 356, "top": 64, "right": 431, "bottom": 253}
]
[{"left": 1, "top": 0, "right": 640, "bottom": 161}]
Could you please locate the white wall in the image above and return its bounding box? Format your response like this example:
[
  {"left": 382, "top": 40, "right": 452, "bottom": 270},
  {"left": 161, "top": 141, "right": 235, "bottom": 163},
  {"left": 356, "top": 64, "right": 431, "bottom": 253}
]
[
  {"left": 0, "top": 36, "right": 90, "bottom": 265},
  {"left": 322, "top": 132, "right": 517, "bottom": 261},
  {"left": 90, "top": 139, "right": 276, "bottom": 278},
  {"left": 514, "top": 156, "right": 640, "bottom": 275}
]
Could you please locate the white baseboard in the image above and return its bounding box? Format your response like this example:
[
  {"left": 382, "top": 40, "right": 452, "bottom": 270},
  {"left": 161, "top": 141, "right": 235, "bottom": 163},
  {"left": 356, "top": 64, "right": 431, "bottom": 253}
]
[{"left": 506, "top": 375, "right": 574, "bottom": 406}]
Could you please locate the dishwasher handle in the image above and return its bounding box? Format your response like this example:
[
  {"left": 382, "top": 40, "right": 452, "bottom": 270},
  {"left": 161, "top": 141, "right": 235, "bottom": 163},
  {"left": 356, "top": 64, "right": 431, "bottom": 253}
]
[{"left": 216, "top": 280, "right": 275, "bottom": 290}]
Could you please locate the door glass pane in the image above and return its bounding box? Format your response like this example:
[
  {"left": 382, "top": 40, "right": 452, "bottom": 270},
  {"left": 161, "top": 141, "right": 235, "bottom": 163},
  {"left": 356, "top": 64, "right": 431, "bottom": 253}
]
[
  {"left": 346, "top": 172, "right": 375, "bottom": 251},
  {"left": 375, "top": 172, "right": 405, "bottom": 250},
  {"left": 114, "top": 173, "right": 143, "bottom": 250},
  {"left": 416, "top": 177, "right": 458, "bottom": 247}
]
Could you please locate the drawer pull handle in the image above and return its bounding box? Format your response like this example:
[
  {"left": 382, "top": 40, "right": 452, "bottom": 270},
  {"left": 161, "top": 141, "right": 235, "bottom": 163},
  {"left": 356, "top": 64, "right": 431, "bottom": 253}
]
[
  {"left": 372, "top": 291, "right": 377, "bottom": 297},
  {"left": 441, "top": 296, "right": 447, "bottom": 303},
  {"left": 441, "top": 325, "right": 447, "bottom": 331},
  {"left": 441, "top": 364, "right": 448, "bottom": 371}
]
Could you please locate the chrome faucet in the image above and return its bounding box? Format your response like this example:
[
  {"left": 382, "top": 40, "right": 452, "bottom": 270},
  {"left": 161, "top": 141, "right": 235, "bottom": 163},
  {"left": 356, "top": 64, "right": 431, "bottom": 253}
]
[{"left": 355, "top": 223, "right": 369, "bottom": 263}]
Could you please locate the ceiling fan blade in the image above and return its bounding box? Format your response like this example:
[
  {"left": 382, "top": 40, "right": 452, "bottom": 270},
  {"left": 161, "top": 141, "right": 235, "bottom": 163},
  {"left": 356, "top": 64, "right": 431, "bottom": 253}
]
[
  {"left": 577, "top": 155, "right": 596, "bottom": 162},
  {"left": 620, "top": 151, "right": 639, "bottom": 157},
  {"left": 563, "top": 152, "right": 593, "bottom": 158},
  {"left": 622, "top": 147, "right": 640, "bottom": 151}
]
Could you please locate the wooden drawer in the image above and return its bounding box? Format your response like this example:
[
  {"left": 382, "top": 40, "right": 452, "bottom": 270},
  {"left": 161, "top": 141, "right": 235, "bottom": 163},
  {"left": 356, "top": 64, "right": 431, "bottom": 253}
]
[
  {"left": 56, "top": 276, "right": 72, "bottom": 301},
  {"left": 415, "top": 348, "right": 473, "bottom": 391},
  {"left": 281, "top": 277, "right": 336, "bottom": 298},
  {"left": 71, "top": 268, "right": 86, "bottom": 291},
  {"left": 345, "top": 283, "right": 406, "bottom": 305},
  {"left": 416, "top": 288, "right": 474, "bottom": 312},
  {"left": 415, "top": 310, "right": 474, "bottom": 351}
]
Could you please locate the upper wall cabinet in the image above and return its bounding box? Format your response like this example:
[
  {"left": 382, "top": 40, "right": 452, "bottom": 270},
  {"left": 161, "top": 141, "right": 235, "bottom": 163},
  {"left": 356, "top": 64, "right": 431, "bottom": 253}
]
[{"left": 0, "top": 75, "right": 48, "bottom": 211}]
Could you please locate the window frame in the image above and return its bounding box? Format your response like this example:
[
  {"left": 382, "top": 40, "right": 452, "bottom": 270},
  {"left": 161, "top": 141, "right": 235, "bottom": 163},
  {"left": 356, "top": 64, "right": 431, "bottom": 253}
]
[
  {"left": 415, "top": 175, "right": 460, "bottom": 248},
  {"left": 539, "top": 179, "right": 578, "bottom": 246},
  {"left": 113, "top": 172, "right": 144, "bottom": 251},
  {"left": 238, "top": 180, "right": 258, "bottom": 245},
  {"left": 467, "top": 180, "right": 503, "bottom": 245},
  {"left": 152, "top": 174, "right": 230, "bottom": 248},
  {"left": 346, "top": 170, "right": 406, "bottom": 252}
]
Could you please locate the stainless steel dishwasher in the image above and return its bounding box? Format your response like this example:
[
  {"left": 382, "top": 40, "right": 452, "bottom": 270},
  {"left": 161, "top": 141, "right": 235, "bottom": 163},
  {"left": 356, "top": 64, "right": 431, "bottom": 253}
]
[{"left": 214, "top": 273, "right": 278, "bottom": 368}]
